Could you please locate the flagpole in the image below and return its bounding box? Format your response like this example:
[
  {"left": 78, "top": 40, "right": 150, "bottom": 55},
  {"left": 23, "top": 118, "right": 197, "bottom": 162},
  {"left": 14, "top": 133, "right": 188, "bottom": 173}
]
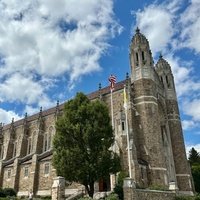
[
  {"left": 108, "top": 75, "right": 116, "bottom": 150},
  {"left": 124, "top": 86, "right": 132, "bottom": 178},
  {"left": 110, "top": 89, "right": 114, "bottom": 136},
  {"left": 110, "top": 88, "right": 116, "bottom": 155},
  {"left": 109, "top": 75, "right": 116, "bottom": 191}
]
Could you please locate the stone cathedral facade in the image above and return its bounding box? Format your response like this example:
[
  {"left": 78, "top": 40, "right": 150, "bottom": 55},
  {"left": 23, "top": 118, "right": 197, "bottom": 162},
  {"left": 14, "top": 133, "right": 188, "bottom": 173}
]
[{"left": 0, "top": 29, "right": 194, "bottom": 196}]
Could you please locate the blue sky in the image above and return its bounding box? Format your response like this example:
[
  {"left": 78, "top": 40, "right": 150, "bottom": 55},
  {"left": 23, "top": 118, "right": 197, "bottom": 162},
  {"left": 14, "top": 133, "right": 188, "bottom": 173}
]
[{"left": 0, "top": 0, "right": 199, "bottom": 153}]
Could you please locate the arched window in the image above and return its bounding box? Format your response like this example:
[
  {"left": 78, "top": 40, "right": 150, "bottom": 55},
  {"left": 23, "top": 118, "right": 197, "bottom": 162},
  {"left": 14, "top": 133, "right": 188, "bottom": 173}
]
[
  {"left": 121, "top": 121, "right": 125, "bottom": 131},
  {"left": 136, "top": 52, "right": 139, "bottom": 63},
  {"left": 13, "top": 141, "right": 17, "bottom": 157},
  {"left": 160, "top": 76, "right": 163, "bottom": 84},
  {"left": 43, "top": 133, "right": 48, "bottom": 152},
  {"left": 7, "top": 169, "right": 11, "bottom": 179},
  {"left": 27, "top": 137, "right": 32, "bottom": 155},
  {"left": 44, "top": 162, "right": 50, "bottom": 175},
  {"left": 166, "top": 76, "right": 170, "bottom": 88},
  {"left": 48, "top": 126, "right": 54, "bottom": 149},
  {"left": 43, "top": 126, "right": 55, "bottom": 152},
  {"left": 24, "top": 166, "right": 29, "bottom": 178},
  {"left": 142, "top": 51, "right": 145, "bottom": 61},
  {"left": 0, "top": 145, "right": 4, "bottom": 159}
]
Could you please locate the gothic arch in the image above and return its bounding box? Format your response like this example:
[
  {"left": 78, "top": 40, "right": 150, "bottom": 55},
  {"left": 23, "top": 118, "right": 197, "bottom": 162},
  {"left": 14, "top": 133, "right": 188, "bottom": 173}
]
[
  {"left": 43, "top": 125, "right": 55, "bottom": 152},
  {"left": 27, "top": 131, "right": 35, "bottom": 155}
]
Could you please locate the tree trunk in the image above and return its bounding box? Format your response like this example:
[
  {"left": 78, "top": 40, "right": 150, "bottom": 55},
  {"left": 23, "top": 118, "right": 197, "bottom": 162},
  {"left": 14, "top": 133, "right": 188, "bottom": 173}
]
[
  {"left": 84, "top": 181, "right": 94, "bottom": 198},
  {"left": 88, "top": 182, "right": 94, "bottom": 198}
]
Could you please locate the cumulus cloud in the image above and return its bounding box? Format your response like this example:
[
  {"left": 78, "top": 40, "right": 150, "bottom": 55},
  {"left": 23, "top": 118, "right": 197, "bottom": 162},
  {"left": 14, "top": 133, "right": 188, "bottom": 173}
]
[
  {"left": 24, "top": 105, "right": 42, "bottom": 116},
  {"left": 182, "top": 120, "right": 198, "bottom": 131},
  {"left": 163, "top": 55, "right": 200, "bottom": 97},
  {"left": 0, "top": 0, "right": 122, "bottom": 82},
  {"left": 133, "top": 2, "right": 174, "bottom": 55},
  {"left": 183, "top": 99, "right": 200, "bottom": 122},
  {"left": 0, "top": 108, "right": 21, "bottom": 125},
  {"left": 180, "top": 0, "right": 200, "bottom": 53},
  {"left": 0, "top": 0, "right": 122, "bottom": 120},
  {"left": 0, "top": 73, "right": 44, "bottom": 104}
]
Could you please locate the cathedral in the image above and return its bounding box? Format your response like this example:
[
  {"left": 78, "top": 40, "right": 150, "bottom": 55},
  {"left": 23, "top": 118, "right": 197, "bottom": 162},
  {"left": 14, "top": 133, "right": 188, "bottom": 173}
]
[{"left": 0, "top": 28, "right": 194, "bottom": 196}]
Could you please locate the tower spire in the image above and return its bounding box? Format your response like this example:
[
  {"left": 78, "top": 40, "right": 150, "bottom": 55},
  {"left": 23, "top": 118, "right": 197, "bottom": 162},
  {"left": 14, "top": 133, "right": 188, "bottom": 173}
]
[
  {"left": 130, "top": 29, "right": 154, "bottom": 82},
  {"left": 136, "top": 27, "right": 140, "bottom": 34}
]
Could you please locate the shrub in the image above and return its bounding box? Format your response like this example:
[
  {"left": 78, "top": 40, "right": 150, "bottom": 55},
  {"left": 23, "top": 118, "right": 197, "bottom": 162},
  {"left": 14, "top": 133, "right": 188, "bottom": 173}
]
[
  {"left": 114, "top": 184, "right": 123, "bottom": 200},
  {"left": 113, "top": 171, "right": 128, "bottom": 200},
  {"left": 78, "top": 197, "right": 92, "bottom": 200},
  {"left": 174, "top": 195, "right": 200, "bottom": 200},
  {"left": 0, "top": 188, "right": 16, "bottom": 198},
  {"left": 174, "top": 196, "right": 190, "bottom": 200},
  {"left": 40, "top": 196, "right": 51, "bottom": 200},
  {"left": 105, "top": 193, "right": 119, "bottom": 200},
  {"left": 195, "top": 194, "right": 200, "bottom": 200},
  {"left": 148, "top": 184, "right": 168, "bottom": 191},
  {"left": 191, "top": 165, "right": 200, "bottom": 193},
  {"left": 3, "top": 188, "right": 16, "bottom": 197},
  {"left": 0, "top": 188, "right": 6, "bottom": 197}
]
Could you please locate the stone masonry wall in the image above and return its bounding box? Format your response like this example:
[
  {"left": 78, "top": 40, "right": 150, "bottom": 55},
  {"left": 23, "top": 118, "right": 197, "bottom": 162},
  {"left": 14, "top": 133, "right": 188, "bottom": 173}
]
[
  {"left": 136, "top": 189, "right": 176, "bottom": 200},
  {"left": 18, "top": 163, "right": 32, "bottom": 192},
  {"left": 133, "top": 79, "right": 167, "bottom": 187},
  {"left": 2, "top": 166, "right": 14, "bottom": 188},
  {"left": 166, "top": 99, "right": 193, "bottom": 192},
  {"left": 37, "top": 160, "right": 56, "bottom": 191}
]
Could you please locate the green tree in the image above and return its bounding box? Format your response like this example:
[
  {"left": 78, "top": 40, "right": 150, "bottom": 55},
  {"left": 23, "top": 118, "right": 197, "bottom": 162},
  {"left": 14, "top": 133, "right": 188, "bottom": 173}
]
[
  {"left": 53, "top": 93, "right": 120, "bottom": 198},
  {"left": 191, "top": 165, "right": 200, "bottom": 193},
  {"left": 188, "top": 147, "right": 200, "bottom": 193},
  {"left": 114, "top": 171, "right": 127, "bottom": 200},
  {"left": 188, "top": 148, "right": 200, "bottom": 165}
]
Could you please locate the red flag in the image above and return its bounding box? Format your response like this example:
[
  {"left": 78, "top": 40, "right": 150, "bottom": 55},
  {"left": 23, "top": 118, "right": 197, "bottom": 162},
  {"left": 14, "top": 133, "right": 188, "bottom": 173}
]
[{"left": 108, "top": 75, "right": 116, "bottom": 91}]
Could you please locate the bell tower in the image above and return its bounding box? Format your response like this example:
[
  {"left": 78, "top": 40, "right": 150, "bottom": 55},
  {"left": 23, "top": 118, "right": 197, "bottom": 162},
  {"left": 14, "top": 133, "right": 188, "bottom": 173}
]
[
  {"left": 130, "top": 28, "right": 154, "bottom": 82},
  {"left": 156, "top": 55, "right": 194, "bottom": 193},
  {"left": 155, "top": 55, "right": 176, "bottom": 99},
  {"left": 129, "top": 28, "right": 168, "bottom": 187}
]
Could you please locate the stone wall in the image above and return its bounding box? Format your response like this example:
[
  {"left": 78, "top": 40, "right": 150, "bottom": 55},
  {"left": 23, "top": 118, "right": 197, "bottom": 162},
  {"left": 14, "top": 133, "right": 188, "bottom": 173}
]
[
  {"left": 18, "top": 163, "right": 32, "bottom": 192},
  {"left": 2, "top": 166, "right": 14, "bottom": 188},
  {"left": 123, "top": 181, "right": 177, "bottom": 200},
  {"left": 123, "top": 178, "right": 194, "bottom": 200},
  {"left": 136, "top": 189, "right": 176, "bottom": 200},
  {"left": 37, "top": 159, "right": 56, "bottom": 191}
]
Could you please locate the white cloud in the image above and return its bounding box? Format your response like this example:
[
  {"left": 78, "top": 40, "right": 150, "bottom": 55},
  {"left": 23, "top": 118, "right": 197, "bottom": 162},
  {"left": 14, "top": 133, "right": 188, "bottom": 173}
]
[
  {"left": 0, "top": 0, "right": 122, "bottom": 82},
  {"left": 183, "top": 99, "right": 200, "bottom": 122},
  {"left": 0, "top": 73, "right": 56, "bottom": 113},
  {"left": 134, "top": 3, "right": 174, "bottom": 55},
  {"left": 163, "top": 55, "right": 200, "bottom": 97},
  {"left": 180, "top": 0, "right": 200, "bottom": 53},
  {"left": 24, "top": 105, "right": 41, "bottom": 116},
  {"left": 0, "top": 0, "right": 122, "bottom": 114},
  {"left": 0, "top": 73, "right": 44, "bottom": 104},
  {"left": 182, "top": 120, "right": 198, "bottom": 131},
  {"left": 0, "top": 108, "right": 21, "bottom": 124}
]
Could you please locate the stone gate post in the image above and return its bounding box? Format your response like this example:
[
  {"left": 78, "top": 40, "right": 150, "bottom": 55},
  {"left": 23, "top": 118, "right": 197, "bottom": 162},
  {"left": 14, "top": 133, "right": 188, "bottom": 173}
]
[
  {"left": 123, "top": 178, "right": 137, "bottom": 200},
  {"left": 52, "top": 176, "right": 65, "bottom": 200}
]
